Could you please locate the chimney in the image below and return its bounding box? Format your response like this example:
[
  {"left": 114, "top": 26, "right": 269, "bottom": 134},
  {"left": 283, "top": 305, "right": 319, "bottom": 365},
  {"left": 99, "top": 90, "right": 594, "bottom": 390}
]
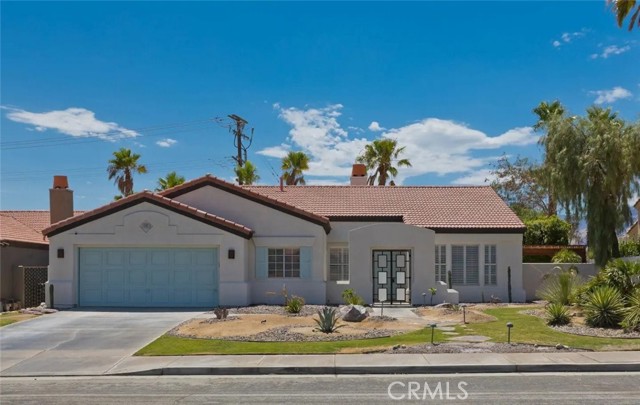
[
  {"left": 350, "top": 164, "right": 368, "bottom": 186},
  {"left": 50, "top": 175, "right": 74, "bottom": 225},
  {"left": 279, "top": 176, "right": 284, "bottom": 192}
]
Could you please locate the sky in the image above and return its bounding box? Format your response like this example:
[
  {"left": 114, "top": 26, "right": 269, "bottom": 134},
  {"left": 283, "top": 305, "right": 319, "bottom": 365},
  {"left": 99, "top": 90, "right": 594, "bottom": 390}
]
[{"left": 1, "top": 1, "right": 638, "bottom": 211}]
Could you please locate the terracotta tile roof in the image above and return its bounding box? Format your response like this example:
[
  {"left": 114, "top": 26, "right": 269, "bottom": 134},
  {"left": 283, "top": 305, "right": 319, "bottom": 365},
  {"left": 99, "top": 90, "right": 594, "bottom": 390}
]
[
  {"left": 42, "top": 191, "right": 254, "bottom": 239},
  {"left": 160, "top": 175, "right": 332, "bottom": 232},
  {"left": 0, "top": 211, "right": 84, "bottom": 245},
  {"left": 244, "top": 185, "right": 525, "bottom": 232}
]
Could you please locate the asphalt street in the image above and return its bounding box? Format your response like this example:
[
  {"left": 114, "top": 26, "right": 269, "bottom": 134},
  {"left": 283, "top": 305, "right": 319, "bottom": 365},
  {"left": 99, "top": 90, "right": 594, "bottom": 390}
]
[{"left": 1, "top": 372, "right": 639, "bottom": 404}]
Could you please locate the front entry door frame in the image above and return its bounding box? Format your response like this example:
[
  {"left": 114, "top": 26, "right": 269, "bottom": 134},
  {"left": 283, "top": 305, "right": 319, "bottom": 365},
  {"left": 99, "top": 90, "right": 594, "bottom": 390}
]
[{"left": 372, "top": 250, "right": 411, "bottom": 304}]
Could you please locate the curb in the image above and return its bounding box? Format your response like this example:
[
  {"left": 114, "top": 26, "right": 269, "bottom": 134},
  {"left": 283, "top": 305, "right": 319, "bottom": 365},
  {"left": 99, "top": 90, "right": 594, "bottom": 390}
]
[{"left": 116, "top": 363, "right": 640, "bottom": 376}]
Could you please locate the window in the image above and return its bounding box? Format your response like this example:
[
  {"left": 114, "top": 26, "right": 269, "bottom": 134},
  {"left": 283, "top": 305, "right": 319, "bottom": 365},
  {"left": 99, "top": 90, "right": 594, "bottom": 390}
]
[
  {"left": 329, "top": 247, "right": 349, "bottom": 281},
  {"left": 451, "top": 245, "right": 479, "bottom": 285},
  {"left": 435, "top": 245, "right": 447, "bottom": 282},
  {"left": 484, "top": 245, "right": 497, "bottom": 285},
  {"left": 268, "top": 248, "right": 300, "bottom": 278}
]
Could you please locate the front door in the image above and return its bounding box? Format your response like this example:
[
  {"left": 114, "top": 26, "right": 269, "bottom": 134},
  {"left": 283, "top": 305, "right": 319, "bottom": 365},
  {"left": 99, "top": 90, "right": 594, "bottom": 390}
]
[{"left": 372, "top": 250, "right": 411, "bottom": 304}]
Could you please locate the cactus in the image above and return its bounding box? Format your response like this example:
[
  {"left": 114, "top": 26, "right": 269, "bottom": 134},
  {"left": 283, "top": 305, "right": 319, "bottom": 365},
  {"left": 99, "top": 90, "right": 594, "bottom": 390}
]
[
  {"left": 507, "top": 266, "right": 512, "bottom": 303},
  {"left": 447, "top": 270, "right": 453, "bottom": 289},
  {"left": 314, "top": 307, "right": 344, "bottom": 333}
]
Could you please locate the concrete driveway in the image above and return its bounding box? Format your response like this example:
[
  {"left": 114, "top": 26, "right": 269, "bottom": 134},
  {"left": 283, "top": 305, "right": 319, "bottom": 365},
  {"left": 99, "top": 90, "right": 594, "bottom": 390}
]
[{"left": 0, "top": 309, "right": 202, "bottom": 376}]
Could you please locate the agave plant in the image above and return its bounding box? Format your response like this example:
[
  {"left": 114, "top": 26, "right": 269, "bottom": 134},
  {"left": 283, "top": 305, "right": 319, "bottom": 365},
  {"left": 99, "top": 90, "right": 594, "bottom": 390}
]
[
  {"left": 537, "top": 267, "right": 583, "bottom": 305},
  {"left": 545, "top": 302, "right": 571, "bottom": 326},
  {"left": 621, "top": 289, "right": 640, "bottom": 332},
  {"left": 583, "top": 285, "right": 625, "bottom": 328},
  {"left": 314, "top": 307, "right": 344, "bottom": 333}
]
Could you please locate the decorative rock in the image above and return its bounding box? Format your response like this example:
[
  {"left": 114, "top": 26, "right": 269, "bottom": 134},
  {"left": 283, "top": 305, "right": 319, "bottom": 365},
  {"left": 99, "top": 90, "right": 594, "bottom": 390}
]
[
  {"left": 400, "top": 345, "right": 407, "bottom": 349},
  {"left": 393, "top": 344, "right": 401, "bottom": 350},
  {"left": 434, "top": 303, "right": 454, "bottom": 309},
  {"left": 213, "top": 308, "right": 229, "bottom": 319},
  {"left": 556, "top": 343, "right": 564, "bottom": 350},
  {"left": 340, "top": 305, "right": 369, "bottom": 322},
  {"left": 489, "top": 295, "right": 502, "bottom": 304}
]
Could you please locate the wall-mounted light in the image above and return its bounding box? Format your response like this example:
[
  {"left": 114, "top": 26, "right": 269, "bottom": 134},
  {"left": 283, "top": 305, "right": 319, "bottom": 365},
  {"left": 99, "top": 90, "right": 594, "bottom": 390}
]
[
  {"left": 57, "top": 248, "right": 64, "bottom": 258},
  {"left": 228, "top": 249, "right": 235, "bottom": 259}
]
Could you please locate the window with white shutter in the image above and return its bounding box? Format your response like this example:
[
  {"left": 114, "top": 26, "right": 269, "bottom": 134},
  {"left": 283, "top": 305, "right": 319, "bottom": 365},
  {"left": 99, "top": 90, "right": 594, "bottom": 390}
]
[
  {"left": 451, "top": 245, "right": 480, "bottom": 285},
  {"left": 484, "top": 245, "right": 497, "bottom": 285},
  {"left": 329, "top": 247, "right": 349, "bottom": 281},
  {"left": 435, "top": 245, "right": 447, "bottom": 282}
]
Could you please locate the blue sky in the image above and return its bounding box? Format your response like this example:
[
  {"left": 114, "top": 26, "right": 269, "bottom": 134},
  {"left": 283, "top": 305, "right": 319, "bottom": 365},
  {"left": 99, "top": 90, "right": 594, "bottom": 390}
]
[{"left": 1, "top": 1, "right": 638, "bottom": 211}]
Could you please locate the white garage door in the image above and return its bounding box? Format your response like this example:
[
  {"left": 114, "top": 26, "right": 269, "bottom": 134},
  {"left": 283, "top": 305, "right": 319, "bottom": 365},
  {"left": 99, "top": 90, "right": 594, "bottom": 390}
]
[{"left": 79, "top": 247, "right": 218, "bottom": 307}]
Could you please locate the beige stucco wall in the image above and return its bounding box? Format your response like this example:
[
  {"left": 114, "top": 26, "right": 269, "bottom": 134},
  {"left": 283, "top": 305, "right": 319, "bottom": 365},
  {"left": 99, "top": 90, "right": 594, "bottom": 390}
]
[
  {"left": 47, "top": 202, "right": 249, "bottom": 308},
  {"left": 175, "top": 187, "right": 328, "bottom": 305},
  {"left": 522, "top": 263, "right": 599, "bottom": 302},
  {"left": 435, "top": 233, "right": 526, "bottom": 302},
  {"left": 1, "top": 244, "right": 48, "bottom": 301}
]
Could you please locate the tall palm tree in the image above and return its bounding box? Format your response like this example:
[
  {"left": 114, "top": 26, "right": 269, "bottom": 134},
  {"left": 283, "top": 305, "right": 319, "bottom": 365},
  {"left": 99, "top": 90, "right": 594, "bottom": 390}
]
[
  {"left": 609, "top": 0, "right": 639, "bottom": 30},
  {"left": 281, "top": 151, "right": 309, "bottom": 185},
  {"left": 107, "top": 147, "right": 147, "bottom": 198},
  {"left": 356, "top": 139, "right": 411, "bottom": 186},
  {"left": 235, "top": 160, "right": 260, "bottom": 185},
  {"left": 156, "top": 171, "right": 185, "bottom": 191}
]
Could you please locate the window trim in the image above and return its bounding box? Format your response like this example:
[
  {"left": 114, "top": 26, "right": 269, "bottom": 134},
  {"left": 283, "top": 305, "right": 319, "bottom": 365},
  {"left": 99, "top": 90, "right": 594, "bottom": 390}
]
[
  {"left": 435, "top": 245, "right": 447, "bottom": 283},
  {"left": 328, "top": 245, "right": 350, "bottom": 282},
  {"left": 451, "top": 244, "right": 480, "bottom": 286},
  {"left": 267, "top": 247, "right": 301, "bottom": 278},
  {"left": 484, "top": 244, "right": 497, "bottom": 286}
]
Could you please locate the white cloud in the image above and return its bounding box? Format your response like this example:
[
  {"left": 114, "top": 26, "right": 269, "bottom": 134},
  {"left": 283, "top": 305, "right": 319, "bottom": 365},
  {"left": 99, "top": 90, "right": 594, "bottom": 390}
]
[
  {"left": 553, "top": 29, "right": 588, "bottom": 47},
  {"left": 256, "top": 143, "right": 291, "bottom": 159},
  {"left": 3, "top": 107, "right": 139, "bottom": 140},
  {"left": 452, "top": 169, "right": 496, "bottom": 186},
  {"left": 155, "top": 138, "right": 177, "bottom": 148},
  {"left": 258, "top": 104, "right": 539, "bottom": 184},
  {"left": 590, "top": 86, "right": 632, "bottom": 104},
  {"left": 368, "top": 121, "right": 385, "bottom": 131},
  {"left": 591, "top": 44, "right": 631, "bottom": 59}
]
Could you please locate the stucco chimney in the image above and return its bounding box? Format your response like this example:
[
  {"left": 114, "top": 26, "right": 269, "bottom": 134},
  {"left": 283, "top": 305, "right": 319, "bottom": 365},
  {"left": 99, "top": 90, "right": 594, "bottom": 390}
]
[
  {"left": 350, "top": 164, "right": 368, "bottom": 186},
  {"left": 50, "top": 175, "right": 74, "bottom": 225}
]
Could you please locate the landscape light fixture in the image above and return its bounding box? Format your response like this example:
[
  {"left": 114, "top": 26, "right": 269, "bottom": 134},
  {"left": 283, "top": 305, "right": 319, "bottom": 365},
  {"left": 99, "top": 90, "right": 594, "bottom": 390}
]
[
  {"left": 506, "top": 322, "right": 514, "bottom": 344},
  {"left": 430, "top": 323, "right": 437, "bottom": 345},
  {"left": 461, "top": 303, "right": 467, "bottom": 324},
  {"left": 422, "top": 292, "right": 427, "bottom": 306}
]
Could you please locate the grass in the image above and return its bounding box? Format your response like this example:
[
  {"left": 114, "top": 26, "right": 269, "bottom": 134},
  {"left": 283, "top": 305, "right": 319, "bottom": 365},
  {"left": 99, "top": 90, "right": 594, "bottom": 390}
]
[
  {"left": 136, "top": 328, "right": 446, "bottom": 356},
  {"left": 0, "top": 311, "right": 38, "bottom": 327},
  {"left": 456, "top": 307, "right": 640, "bottom": 351}
]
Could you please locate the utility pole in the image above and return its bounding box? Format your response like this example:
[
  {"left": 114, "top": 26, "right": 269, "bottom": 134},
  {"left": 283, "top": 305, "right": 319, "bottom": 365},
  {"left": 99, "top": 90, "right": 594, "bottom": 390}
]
[{"left": 226, "top": 114, "right": 253, "bottom": 185}]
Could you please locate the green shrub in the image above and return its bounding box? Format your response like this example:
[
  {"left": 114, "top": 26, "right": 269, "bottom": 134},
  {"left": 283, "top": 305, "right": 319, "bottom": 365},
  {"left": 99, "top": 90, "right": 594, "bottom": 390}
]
[
  {"left": 552, "top": 249, "right": 582, "bottom": 264},
  {"left": 583, "top": 285, "right": 625, "bottom": 328},
  {"left": 545, "top": 302, "right": 571, "bottom": 326},
  {"left": 621, "top": 289, "right": 640, "bottom": 332},
  {"left": 341, "top": 289, "right": 365, "bottom": 306},
  {"left": 602, "top": 259, "right": 640, "bottom": 297},
  {"left": 285, "top": 295, "right": 305, "bottom": 314},
  {"left": 314, "top": 307, "right": 343, "bottom": 333},
  {"left": 523, "top": 215, "right": 571, "bottom": 245},
  {"left": 537, "top": 267, "right": 583, "bottom": 305},
  {"left": 620, "top": 238, "right": 640, "bottom": 257}
]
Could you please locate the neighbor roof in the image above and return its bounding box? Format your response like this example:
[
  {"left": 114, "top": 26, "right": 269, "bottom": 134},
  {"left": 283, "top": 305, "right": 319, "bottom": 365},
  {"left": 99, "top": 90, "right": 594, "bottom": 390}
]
[
  {"left": 244, "top": 185, "right": 525, "bottom": 233},
  {"left": 42, "top": 191, "right": 254, "bottom": 239},
  {"left": 0, "top": 211, "right": 83, "bottom": 246}
]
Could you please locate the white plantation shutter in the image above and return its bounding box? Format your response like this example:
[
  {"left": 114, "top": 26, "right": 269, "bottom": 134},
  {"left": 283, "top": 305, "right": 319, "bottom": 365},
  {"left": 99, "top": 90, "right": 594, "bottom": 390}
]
[
  {"left": 451, "top": 245, "right": 465, "bottom": 285},
  {"left": 466, "top": 246, "right": 479, "bottom": 285},
  {"left": 435, "top": 245, "right": 446, "bottom": 282},
  {"left": 452, "top": 245, "right": 480, "bottom": 285},
  {"left": 484, "top": 245, "right": 497, "bottom": 285}
]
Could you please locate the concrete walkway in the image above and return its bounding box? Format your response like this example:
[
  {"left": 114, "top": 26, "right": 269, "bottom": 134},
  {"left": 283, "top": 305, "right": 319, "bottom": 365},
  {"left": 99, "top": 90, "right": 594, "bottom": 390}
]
[{"left": 3, "top": 351, "right": 637, "bottom": 376}]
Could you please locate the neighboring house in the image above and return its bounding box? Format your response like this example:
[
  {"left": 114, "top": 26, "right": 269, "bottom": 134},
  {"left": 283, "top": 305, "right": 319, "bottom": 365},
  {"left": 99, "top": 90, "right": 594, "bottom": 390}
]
[
  {"left": 43, "top": 166, "right": 527, "bottom": 309},
  {"left": 625, "top": 199, "right": 640, "bottom": 239},
  {"left": 0, "top": 179, "right": 83, "bottom": 307}
]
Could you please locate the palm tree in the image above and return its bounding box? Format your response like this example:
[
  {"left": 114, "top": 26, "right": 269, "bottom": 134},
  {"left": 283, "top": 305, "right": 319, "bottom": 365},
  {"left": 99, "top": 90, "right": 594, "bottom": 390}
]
[
  {"left": 281, "top": 151, "right": 310, "bottom": 185},
  {"left": 609, "top": 0, "right": 639, "bottom": 31},
  {"left": 356, "top": 139, "right": 411, "bottom": 186},
  {"left": 107, "top": 147, "right": 147, "bottom": 198},
  {"left": 156, "top": 171, "right": 185, "bottom": 191},
  {"left": 235, "top": 160, "right": 260, "bottom": 185}
]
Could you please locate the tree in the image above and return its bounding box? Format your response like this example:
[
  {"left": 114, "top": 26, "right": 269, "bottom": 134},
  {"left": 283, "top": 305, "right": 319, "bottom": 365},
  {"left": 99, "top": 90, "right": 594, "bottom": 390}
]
[
  {"left": 490, "top": 155, "right": 555, "bottom": 219},
  {"left": 155, "top": 171, "right": 185, "bottom": 191},
  {"left": 537, "top": 101, "right": 640, "bottom": 266},
  {"left": 356, "top": 138, "right": 411, "bottom": 186},
  {"left": 524, "top": 216, "right": 572, "bottom": 245},
  {"left": 281, "top": 151, "right": 309, "bottom": 185},
  {"left": 609, "top": 0, "right": 640, "bottom": 31},
  {"left": 107, "top": 148, "right": 147, "bottom": 198},
  {"left": 235, "top": 160, "right": 260, "bottom": 185}
]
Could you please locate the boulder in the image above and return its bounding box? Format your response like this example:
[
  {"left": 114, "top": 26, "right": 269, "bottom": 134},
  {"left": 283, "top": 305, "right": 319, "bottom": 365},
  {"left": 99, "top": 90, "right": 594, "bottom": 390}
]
[
  {"left": 340, "top": 305, "right": 369, "bottom": 322},
  {"left": 434, "top": 303, "right": 454, "bottom": 309}
]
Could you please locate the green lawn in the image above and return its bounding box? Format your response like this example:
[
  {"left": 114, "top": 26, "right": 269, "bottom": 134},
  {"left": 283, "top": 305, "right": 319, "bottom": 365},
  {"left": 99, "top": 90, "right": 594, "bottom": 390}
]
[
  {"left": 0, "top": 312, "right": 38, "bottom": 327},
  {"left": 456, "top": 307, "right": 640, "bottom": 351},
  {"left": 136, "top": 328, "right": 446, "bottom": 356}
]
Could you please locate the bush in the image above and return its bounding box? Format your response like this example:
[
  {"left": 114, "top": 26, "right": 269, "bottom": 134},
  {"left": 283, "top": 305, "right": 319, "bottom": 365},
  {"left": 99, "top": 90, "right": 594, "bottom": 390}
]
[
  {"left": 537, "top": 267, "right": 582, "bottom": 305},
  {"left": 523, "top": 215, "right": 571, "bottom": 245},
  {"left": 285, "top": 295, "right": 305, "bottom": 314},
  {"left": 314, "top": 307, "right": 343, "bottom": 333},
  {"left": 602, "top": 259, "right": 640, "bottom": 297},
  {"left": 621, "top": 289, "right": 640, "bottom": 332},
  {"left": 583, "top": 285, "right": 625, "bottom": 328},
  {"left": 341, "top": 289, "right": 365, "bottom": 306},
  {"left": 551, "top": 249, "right": 582, "bottom": 264},
  {"left": 545, "top": 302, "right": 571, "bottom": 326},
  {"left": 620, "top": 238, "right": 640, "bottom": 257}
]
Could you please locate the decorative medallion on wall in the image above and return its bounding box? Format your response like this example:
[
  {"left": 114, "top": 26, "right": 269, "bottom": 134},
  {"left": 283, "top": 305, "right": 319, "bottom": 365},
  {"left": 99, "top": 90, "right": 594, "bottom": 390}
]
[{"left": 139, "top": 220, "right": 154, "bottom": 233}]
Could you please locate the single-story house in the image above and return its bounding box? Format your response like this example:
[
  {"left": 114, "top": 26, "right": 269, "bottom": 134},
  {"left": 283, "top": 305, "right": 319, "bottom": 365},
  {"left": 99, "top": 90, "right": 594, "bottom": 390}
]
[
  {"left": 43, "top": 166, "right": 527, "bottom": 308},
  {"left": 625, "top": 199, "right": 640, "bottom": 240}
]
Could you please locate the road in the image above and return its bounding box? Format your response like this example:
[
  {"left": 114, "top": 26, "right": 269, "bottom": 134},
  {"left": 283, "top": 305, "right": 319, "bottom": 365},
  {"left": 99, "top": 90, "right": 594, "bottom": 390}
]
[{"left": 1, "top": 372, "right": 639, "bottom": 404}]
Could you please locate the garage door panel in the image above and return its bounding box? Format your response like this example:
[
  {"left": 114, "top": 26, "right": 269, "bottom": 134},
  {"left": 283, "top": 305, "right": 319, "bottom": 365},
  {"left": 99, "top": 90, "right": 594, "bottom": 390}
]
[{"left": 79, "top": 248, "right": 218, "bottom": 308}]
